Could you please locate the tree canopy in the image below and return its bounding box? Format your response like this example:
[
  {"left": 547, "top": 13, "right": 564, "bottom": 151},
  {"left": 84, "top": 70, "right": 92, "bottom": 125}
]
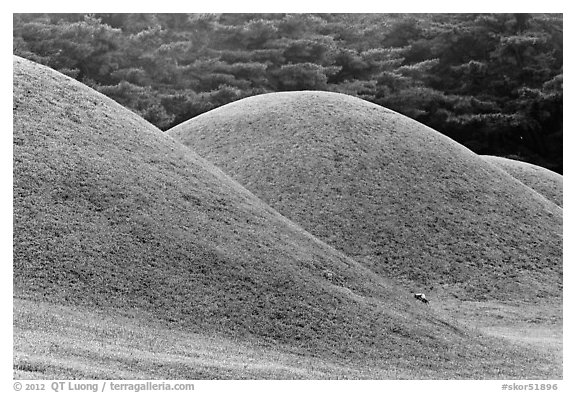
[{"left": 13, "top": 13, "right": 563, "bottom": 173}]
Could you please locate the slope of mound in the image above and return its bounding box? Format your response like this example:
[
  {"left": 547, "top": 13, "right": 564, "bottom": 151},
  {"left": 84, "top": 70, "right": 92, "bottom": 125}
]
[
  {"left": 15, "top": 56, "right": 558, "bottom": 378},
  {"left": 168, "top": 91, "right": 562, "bottom": 302},
  {"left": 483, "top": 156, "right": 563, "bottom": 207}
]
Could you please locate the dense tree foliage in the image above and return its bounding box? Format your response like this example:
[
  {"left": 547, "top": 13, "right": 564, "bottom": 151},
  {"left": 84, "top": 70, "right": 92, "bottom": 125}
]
[{"left": 13, "top": 13, "right": 563, "bottom": 173}]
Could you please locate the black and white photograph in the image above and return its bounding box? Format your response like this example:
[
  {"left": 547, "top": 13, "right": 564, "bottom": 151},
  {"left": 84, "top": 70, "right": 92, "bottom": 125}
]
[{"left": 8, "top": 4, "right": 569, "bottom": 390}]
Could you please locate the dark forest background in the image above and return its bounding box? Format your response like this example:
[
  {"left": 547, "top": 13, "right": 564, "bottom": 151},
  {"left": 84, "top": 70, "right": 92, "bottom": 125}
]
[{"left": 13, "top": 13, "right": 563, "bottom": 173}]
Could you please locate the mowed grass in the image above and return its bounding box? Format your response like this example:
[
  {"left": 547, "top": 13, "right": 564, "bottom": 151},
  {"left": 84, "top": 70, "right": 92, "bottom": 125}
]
[
  {"left": 14, "top": 299, "right": 389, "bottom": 379},
  {"left": 14, "top": 298, "right": 562, "bottom": 380},
  {"left": 167, "top": 91, "right": 562, "bottom": 303},
  {"left": 13, "top": 57, "right": 562, "bottom": 379},
  {"left": 482, "top": 155, "right": 563, "bottom": 208},
  {"left": 434, "top": 299, "right": 562, "bottom": 369}
]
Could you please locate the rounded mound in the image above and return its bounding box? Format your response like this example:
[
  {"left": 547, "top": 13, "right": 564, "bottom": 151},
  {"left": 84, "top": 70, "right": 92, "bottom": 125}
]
[
  {"left": 483, "top": 156, "right": 563, "bottom": 207},
  {"left": 17, "top": 56, "right": 554, "bottom": 378},
  {"left": 12, "top": 56, "right": 383, "bottom": 349},
  {"left": 168, "top": 91, "right": 562, "bottom": 302}
]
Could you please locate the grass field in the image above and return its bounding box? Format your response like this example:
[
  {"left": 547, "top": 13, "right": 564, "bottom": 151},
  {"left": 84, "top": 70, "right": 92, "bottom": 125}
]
[
  {"left": 436, "top": 299, "right": 562, "bottom": 368},
  {"left": 14, "top": 299, "right": 386, "bottom": 379},
  {"left": 14, "top": 298, "right": 562, "bottom": 379},
  {"left": 13, "top": 56, "right": 563, "bottom": 380}
]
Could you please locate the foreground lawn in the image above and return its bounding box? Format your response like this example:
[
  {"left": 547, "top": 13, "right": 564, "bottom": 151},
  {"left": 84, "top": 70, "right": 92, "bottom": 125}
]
[
  {"left": 14, "top": 297, "right": 562, "bottom": 380},
  {"left": 13, "top": 299, "right": 402, "bottom": 379},
  {"left": 435, "top": 298, "right": 562, "bottom": 372}
]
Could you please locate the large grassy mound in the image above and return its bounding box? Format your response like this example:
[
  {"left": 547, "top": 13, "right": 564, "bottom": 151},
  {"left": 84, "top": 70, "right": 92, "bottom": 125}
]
[
  {"left": 483, "top": 155, "right": 563, "bottom": 208},
  {"left": 16, "top": 56, "right": 560, "bottom": 379},
  {"left": 168, "top": 91, "right": 562, "bottom": 302}
]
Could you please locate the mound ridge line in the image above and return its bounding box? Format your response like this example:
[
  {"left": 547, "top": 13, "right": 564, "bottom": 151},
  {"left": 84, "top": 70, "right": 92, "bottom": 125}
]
[
  {"left": 482, "top": 155, "right": 563, "bottom": 208},
  {"left": 168, "top": 90, "right": 562, "bottom": 303}
]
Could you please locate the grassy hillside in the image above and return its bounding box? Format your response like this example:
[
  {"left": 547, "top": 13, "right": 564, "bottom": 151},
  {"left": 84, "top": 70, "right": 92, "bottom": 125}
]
[
  {"left": 167, "top": 91, "right": 562, "bottom": 303},
  {"left": 14, "top": 56, "right": 563, "bottom": 379},
  {"left": 483, "top": 156, "right": 563, "bottom": 208}
]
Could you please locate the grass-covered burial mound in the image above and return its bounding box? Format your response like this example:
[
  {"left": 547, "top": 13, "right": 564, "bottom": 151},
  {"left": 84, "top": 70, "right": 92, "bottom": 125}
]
[{"left": 168, "top": 91, "right": 562, "bottom": 303}]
